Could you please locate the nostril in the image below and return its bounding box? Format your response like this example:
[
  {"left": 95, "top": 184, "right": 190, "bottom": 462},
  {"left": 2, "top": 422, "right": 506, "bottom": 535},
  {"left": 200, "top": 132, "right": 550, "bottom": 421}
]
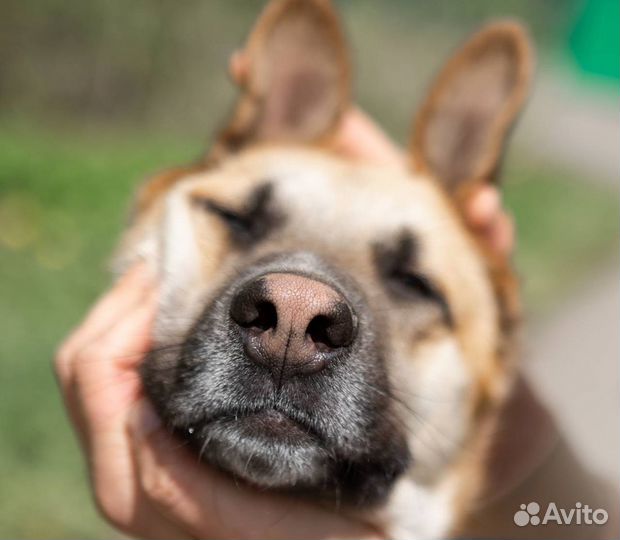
[
  {"left": 230, "top": 280, "right": 278, "bottom": 332},
  {"left": 306, "top": 315, "right": 334, "bottom": 350},
  {"left": 250, "top": 301, "right": 277, "bottom": 331},
  {"left": 231, "top": 294, "right": 277, "bottom": 332},
  {"left": 306, "top": 303, "right": 356, "bottom": 350}
]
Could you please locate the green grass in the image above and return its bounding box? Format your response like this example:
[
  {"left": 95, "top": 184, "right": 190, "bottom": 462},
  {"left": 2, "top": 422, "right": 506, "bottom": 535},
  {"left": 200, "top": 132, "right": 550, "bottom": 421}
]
[
  {"left": 504, "top": 159, "right": 619, "bottom": 314},
  {"left": 0, "top": 126, "right": 617, "bottom": 538}
]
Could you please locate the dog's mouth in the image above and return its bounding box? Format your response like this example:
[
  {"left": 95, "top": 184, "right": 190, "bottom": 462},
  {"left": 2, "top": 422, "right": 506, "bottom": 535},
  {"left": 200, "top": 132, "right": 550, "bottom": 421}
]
[
  {"left": 179, "top": 407, "right": 331, "bottom": 490},
  {"left": 210, "top": 408, "right": 322, "bottom": 445},
  {"left": 236, "top": 408, "right": 319, "bottom": 440}
]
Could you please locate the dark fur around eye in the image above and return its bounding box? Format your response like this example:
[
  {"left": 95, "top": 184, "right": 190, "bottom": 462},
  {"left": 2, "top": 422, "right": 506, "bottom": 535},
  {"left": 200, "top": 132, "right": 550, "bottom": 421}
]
[
  {"left": 193, "top": 183, "right": 282, "bottom": 245},
  {"left": 374, "top": 231, "right": 453, "bottom": 326}
]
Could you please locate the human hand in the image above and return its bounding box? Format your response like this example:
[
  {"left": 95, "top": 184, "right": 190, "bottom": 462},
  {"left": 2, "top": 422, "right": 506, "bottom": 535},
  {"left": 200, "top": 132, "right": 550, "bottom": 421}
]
[{"left": 55, "top": 264, "right": 379, "bottom": 539}]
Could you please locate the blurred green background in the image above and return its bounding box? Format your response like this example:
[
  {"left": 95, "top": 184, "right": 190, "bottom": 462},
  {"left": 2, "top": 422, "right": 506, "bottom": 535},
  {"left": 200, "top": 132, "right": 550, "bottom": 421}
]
[{"left": 0, "top": 1, "right": 618, "bottom": 537}]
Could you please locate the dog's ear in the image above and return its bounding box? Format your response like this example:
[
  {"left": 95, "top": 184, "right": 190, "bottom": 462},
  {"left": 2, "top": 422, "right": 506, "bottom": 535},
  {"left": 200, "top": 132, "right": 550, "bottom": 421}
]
[
  {"left": 410, "top": 22, "right": 533, "bottom": 198},
  {"left": 210, "top": 0, "right": 350, "bottom": 160}
]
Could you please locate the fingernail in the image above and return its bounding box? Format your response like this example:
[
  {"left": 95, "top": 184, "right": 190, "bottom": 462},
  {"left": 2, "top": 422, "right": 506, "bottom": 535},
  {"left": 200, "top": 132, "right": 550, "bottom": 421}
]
[{"left": 129, "top": 399, "right": 162, "bottom": 440}]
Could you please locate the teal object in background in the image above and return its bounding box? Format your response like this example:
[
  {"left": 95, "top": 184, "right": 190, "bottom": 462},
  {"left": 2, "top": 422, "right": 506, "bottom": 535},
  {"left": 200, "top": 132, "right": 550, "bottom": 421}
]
[{"left": 568, "top": 0, "right": 619, "bottom": 80}]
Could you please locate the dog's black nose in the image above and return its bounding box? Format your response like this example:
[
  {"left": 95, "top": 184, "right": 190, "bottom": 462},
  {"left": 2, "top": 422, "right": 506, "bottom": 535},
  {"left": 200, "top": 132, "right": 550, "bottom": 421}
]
[{"left": 230, "top": 273, "right": 357, "bottom": 379}]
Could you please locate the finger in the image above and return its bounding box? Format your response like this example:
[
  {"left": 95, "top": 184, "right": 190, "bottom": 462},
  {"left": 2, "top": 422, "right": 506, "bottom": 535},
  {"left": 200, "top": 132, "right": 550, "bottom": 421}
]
[
  {"left": 130, "top": 401, "right": 381, "bottom": 540},
  {"left": 229, "top": 50, "right": 249, "bottom": 86},
  {"left": 54, "top": 269, "right": 156, "bottom": 450},
  {"left": 56, "top": 263, "right": 154, "bottom": 384},
  {"left": 464, "top": 185, "right": 501, "bottom": 230},
  {"left": 70, "top": 263, "right": 154, "bottom": 352},
  {"left": 59, "top": 289, "right": 156, "bottom": 452},
  {"left": 94, "top": 461, "right": 190, "bottom": 540},
  {"left": 89, "top": 399, "right": 189, "bottom": 540},
  {"left": 54, "top": 266, "right": 154, "bottom": 406},
  {"left": 69, "top": 296, "right": 186, "bottom": 539},
  {"left": 332, "top": 107, "right": 404, "bottom": 166},
  {"left": 74, "top": 290, "right": 157, "bottom": 426},
  {"left": 488, "top": 212, "right": 515, "bottom": 257}
]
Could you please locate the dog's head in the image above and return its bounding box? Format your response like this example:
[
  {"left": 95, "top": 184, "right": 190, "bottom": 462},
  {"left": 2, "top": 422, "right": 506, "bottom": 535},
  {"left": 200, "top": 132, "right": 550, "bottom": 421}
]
[{"left": 119, "top": 0, "right": 532, "bottom": 526}]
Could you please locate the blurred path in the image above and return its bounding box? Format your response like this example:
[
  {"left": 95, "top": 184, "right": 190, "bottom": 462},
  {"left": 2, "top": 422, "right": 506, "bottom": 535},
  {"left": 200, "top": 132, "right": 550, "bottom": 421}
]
[{"left": 523, "top": 261, "right": 619, "bottom": 483}]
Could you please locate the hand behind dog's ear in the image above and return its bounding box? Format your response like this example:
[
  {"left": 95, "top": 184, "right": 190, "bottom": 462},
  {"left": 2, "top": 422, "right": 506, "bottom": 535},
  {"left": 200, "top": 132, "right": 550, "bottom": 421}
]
[
  {"left": 210, "top": 0, "right": 350, "bottom": 160},
  {"left": 410, "top": 22, "right": 533, "bottom": 198}
]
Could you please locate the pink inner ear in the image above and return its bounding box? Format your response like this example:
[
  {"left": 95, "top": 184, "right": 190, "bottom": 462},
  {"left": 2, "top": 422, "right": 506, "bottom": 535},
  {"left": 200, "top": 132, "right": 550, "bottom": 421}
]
[
  {"left": 253, "top": 7, "right": 344, "bottom": 142},
  {"left": 426, "top": 40, "right": 520, "bottom": 188},
  {"left": 264, "top": 69, "right": 329, "bottom": 133}
]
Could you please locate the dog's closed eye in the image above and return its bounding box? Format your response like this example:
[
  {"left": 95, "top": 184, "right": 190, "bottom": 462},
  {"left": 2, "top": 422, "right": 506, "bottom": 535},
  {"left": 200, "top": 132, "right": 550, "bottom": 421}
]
[
  {"left": 375, "top": 232, "right": 453, "bottom": 326},
  {"left": 192, "top": 183, "right": 282, "bottom": 245}
]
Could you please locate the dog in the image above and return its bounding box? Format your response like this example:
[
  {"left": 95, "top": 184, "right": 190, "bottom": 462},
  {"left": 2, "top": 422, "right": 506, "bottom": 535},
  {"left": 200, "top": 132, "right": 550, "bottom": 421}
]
[{"left": 113, "top": 1, "right": 617, "bottom": 538}]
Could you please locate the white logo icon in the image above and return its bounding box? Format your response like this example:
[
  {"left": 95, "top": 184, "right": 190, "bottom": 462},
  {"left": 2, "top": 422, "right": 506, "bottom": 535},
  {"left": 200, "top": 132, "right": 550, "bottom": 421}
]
[{"left": 514, "top": 502, "right": 541, "bottom": 526}]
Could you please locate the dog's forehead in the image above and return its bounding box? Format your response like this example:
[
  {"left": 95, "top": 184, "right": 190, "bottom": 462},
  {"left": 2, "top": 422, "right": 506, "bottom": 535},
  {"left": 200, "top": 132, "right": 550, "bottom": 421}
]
[{"left": 186, "top": 146, "right": 461, "bottom": 243}]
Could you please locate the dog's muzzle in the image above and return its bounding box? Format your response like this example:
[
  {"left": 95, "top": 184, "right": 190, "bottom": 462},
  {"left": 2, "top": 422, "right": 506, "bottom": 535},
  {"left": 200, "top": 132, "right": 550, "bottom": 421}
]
[{"left": 142, "top": 252, "right": 410, "bottom": 506}]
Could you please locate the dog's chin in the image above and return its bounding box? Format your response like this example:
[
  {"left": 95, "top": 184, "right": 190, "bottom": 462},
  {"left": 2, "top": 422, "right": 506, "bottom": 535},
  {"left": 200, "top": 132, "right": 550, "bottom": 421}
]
[{"left": 199, "top": 410, "right": 330, "bottom": 489}]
